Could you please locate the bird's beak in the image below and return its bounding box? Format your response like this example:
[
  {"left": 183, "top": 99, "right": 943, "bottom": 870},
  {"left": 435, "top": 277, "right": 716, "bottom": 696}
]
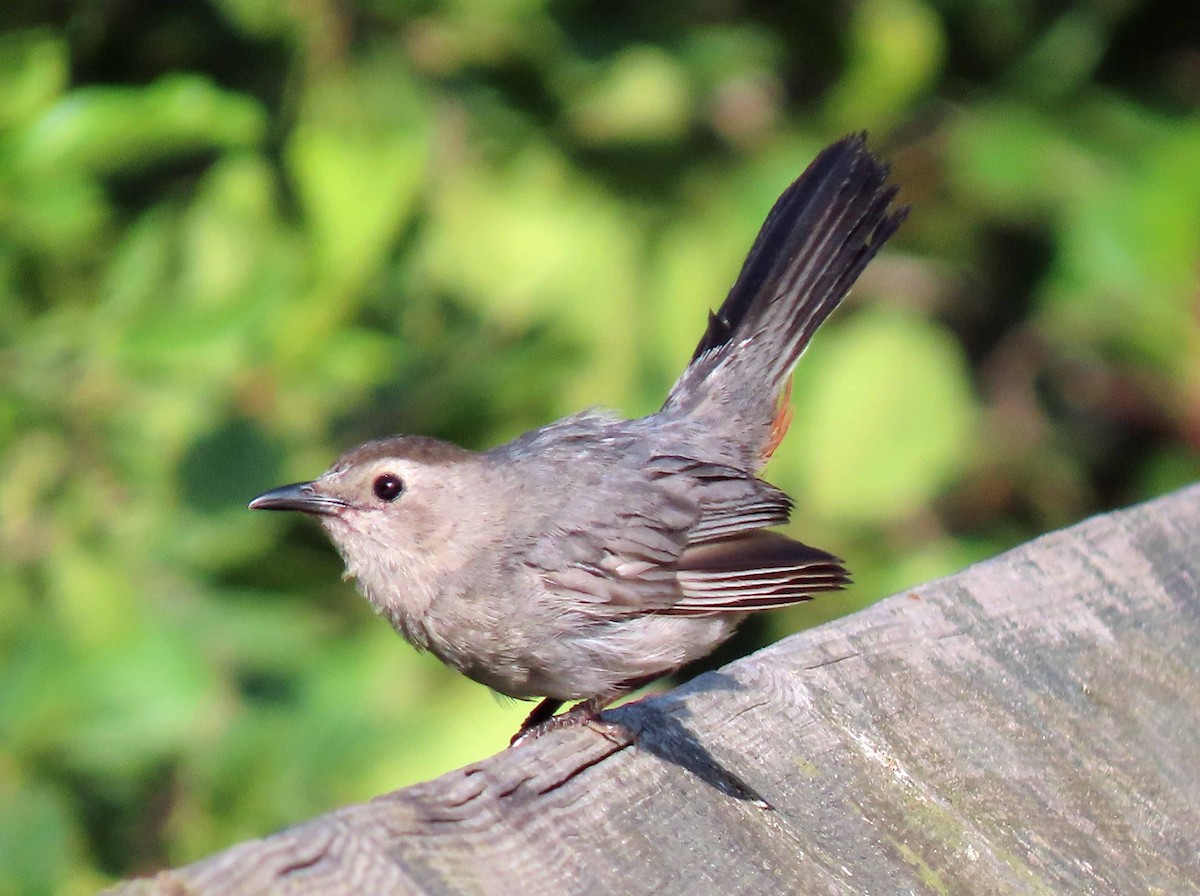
[{"left": 248, "top": 481, "right": 347, "bottom": 516}]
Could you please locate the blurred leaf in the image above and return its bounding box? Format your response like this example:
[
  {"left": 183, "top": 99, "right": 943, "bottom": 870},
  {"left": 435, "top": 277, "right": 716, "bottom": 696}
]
[
  {"left": 828, "top": 0, "right": 944, "bottom": 131},
  {"left": 180, "top": 417, "right": 284, "bottom": 514},
  {"left": 421, "top": 146, "right": 643, "bottom": 413},
  {"left": 1009, "top": 8, "right": 1107, "bottom": 100},
  {"left": 877, "top": 537, "right": 1001, "bottom": 597},
  {"left": 63, "top": 624, "right": 215, "bottom": 781},
  {"left": 0, "top": 30, "right": 67, "bottom": 130},
  {"left": 186, "top": 589, "right": 331, "bottom": 677},
  {"left": 1136, "top": 447, "right": 1200, "bottom": 500},
  {"left": 679, "top": 24, "right": 781, "bottom": 88},
  {"left": 1, "top": 621, "right": 216, "bottom": 784},
  {"left": 563, "top": 45, "right": 693, "bottom": 144},
  {"left": 788, "top": 309, "right": 978, "bottom": 524},
  {"left": 0, "top": 776, "right": 77, "bottom": 896},
  {"left": 12, "top": 74, "right": 265, "bottom": 176},
  {"left": 678, "top": 26, "right": 783, "bottom": 145},
  {"left": 210, "top": 0, "right": 304, "bottom": 38},
  {"left": 0, "top": 168, "right": 110, "bottom": 254},
  {"left": 1038, "top": 117, "right": 1200, "bottom": 375},
  {"left": 286, "top": 68, "right": 430, "bottom": 294},
  {"left": 179, "top": 154, "right": 286, "bottom": 313},
  {"left": 948, "top": 104, "right": 1092, "bottom": 215}
]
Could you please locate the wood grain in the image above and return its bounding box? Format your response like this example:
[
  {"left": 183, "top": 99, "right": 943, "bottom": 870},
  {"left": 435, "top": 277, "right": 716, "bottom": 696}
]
[{"left": 109, "top": 483, "right": 1200, "bottom": 894}]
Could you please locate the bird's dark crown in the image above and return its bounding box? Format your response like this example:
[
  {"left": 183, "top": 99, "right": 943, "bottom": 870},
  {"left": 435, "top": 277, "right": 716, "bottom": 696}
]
[{"left": 332, "top": 435, "right": 474, "bottom": 472}]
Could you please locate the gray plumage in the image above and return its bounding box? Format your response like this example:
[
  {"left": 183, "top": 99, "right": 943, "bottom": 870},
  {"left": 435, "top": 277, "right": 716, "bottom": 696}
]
[{"left": 250, "top": 134, "right": 907, "bottom": 739}]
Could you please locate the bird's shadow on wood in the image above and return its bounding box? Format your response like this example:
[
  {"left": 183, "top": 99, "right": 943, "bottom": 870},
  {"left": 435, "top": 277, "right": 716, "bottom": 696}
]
[{"left": 607, "top": 672, "right": 772, "bottom": 808}]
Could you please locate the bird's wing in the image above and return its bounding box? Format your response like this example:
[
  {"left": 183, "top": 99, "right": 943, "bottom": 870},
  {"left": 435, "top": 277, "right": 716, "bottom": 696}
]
[
  {"left": 667, "top": 529, "right": 848, "bottom": 615},
  {"left": 528, "top": 455, "right": 848, "bottom": 617}
]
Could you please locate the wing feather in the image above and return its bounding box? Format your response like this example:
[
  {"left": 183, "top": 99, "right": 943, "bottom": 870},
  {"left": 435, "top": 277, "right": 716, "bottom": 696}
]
[
  {"left": 534, "top": 454, "right": 847, "bottom": 618},
  {"left": 664, "top": 530, "right": 849, "bottom": 615}
]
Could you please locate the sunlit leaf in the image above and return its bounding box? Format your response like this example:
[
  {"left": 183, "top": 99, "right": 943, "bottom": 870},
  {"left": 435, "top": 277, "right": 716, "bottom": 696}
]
[
  {"left": 285, "top": 69, "right": 430, "bottom": 293},
  {"left": 828, "top": 0, "right": 945, "bottom": 131},
  {"left": 0, "top": 30, "right": 67, "bottom": 129},
  {"left": 563, "top": 45, "right": 693, "bottom": 144},
  {"left": 13, "top": 75, "right": 265, "bottom": 175},
  {"left": 787, "top": 309, "right": 978, "bottom": 524}
]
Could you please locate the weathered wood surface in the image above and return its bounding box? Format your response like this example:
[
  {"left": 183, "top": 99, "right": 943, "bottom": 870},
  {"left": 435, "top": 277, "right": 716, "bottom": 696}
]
[{"left": 111, "top": 484, "right": 1200, "bottom": 895}]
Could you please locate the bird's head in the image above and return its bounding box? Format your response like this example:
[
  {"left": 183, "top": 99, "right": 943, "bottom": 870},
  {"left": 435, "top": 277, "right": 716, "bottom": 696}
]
[{"left": 249, "top": 436, "right": 488, "bottom": 622}]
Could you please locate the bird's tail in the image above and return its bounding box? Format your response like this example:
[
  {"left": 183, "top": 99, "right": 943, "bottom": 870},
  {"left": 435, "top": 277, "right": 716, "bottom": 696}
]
[{"left": 661, "top": 134, "right": 906, "bottom": 467}]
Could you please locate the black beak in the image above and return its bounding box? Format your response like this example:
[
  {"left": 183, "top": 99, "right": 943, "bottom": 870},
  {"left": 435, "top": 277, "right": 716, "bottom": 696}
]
[{"left": 248, "top": 481, "right": 347, "bottom": 516}]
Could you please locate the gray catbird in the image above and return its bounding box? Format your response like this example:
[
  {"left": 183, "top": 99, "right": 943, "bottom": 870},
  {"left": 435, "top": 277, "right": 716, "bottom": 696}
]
[{"left": 250, "top": 134, "right": 906, "bottom": 743}]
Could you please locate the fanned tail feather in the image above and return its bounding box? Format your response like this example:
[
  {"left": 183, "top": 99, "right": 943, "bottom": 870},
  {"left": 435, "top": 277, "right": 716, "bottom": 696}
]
[{"left": 661, "top": 133, "right": 907, "bottom": 466}]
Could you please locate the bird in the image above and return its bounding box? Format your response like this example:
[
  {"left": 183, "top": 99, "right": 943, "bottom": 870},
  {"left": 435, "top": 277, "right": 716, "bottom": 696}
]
[{"left": 250, "top": 133, "right": 907, "bottom": 744}]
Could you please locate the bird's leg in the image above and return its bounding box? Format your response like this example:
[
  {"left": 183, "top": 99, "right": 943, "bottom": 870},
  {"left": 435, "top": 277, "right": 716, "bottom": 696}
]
[
  {"left": 509, "top": 675, "right": 660, "bottom": 747},
  {"left": 510, "top": 693, "right": 619, "bottom": 747},
  {"left": 515, "top": 697, "right": 564, "bottom": 741}
]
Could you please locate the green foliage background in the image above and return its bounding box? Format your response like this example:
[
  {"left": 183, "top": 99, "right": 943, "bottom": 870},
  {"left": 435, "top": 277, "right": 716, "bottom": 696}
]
[{"left": 1, "top": 0, "right": 1197, "bottom": 890}]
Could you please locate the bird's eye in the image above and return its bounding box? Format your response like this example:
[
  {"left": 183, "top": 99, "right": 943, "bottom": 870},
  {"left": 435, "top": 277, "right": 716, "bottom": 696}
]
[{"left": 372, "top": 473, "right": 404, "bottom": 502}]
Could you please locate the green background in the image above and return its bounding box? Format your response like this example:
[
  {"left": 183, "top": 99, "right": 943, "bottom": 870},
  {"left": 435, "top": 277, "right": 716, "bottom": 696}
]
[{"left": 1, "top": 0, "right": 1197, "bottom": 891}]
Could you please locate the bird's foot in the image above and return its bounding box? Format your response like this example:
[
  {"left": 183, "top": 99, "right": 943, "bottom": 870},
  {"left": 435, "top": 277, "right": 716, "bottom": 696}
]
[{"left": 509, "top": 694, "right": 633, "bottom": 748}]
